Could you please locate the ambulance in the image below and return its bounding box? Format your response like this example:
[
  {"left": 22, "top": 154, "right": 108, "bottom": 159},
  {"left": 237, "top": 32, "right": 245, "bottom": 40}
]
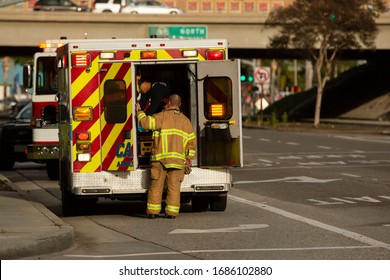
[
  {"left": 55, "top": 38, "right": 242, "bottom": 216},
  {"left": 23, "top": 40, "right": 68, "bottom": 180}
]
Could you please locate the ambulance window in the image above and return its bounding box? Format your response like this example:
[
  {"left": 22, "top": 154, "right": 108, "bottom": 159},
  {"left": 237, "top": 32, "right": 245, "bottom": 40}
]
[
  {"left": 104, "top": 80, "right": 127, "bottom": 123},
  {"left": 203, "top": 77, "right": 233, "bottom": 120},
  {"left": 36, "top": 56, "right": 57, "bottom": 95}
]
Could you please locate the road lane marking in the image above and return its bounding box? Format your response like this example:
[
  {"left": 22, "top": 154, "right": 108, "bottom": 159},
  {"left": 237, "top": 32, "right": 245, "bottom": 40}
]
[
  {"left": 64, "top": 245, "right": 376, "bottom": 259},
  {"left": 317, "top": 146, "right": 332, "bottom": 149},
  {"left": 229, "top": 195, "right": 390, "bottom": 251},
  {"left": 308, "top": 195, "right": 390, "bottom": 206},
  {"left": 234, "top": 176, "right": 341, "bottom": 184},
  {"left": 341, "top": 173, "right": 361, "bottom": 177},
  {"left": 298, "top": 161, "right": 347, "bottom": 166},
  {"left": 64, "top": 251, "right": 181, "bottom": 258},
  {"left": 258, "top": 138, "right": 271, "bottom": 142},
  {"left": 169, "top": 224, "right": 269, "bottom": 234},
  {"left": 335, "top": 135, "right": 390, "bottom": 144},
  {"left": 183, "top": 245, "right": 375, "bottom": 254},
  {"left": 286, "top": 142, "right": 299, "bottom": 145}
]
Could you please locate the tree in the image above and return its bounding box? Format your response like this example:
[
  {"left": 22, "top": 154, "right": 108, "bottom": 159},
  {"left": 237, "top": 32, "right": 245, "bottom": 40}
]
[{"left": 265, "top": 0, "right": 386, "bottom": 127}]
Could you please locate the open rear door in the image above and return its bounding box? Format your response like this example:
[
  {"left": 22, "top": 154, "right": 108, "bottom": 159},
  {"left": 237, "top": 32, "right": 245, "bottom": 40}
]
[
  {"left": 197, "top": 59, "right": 243, "bottom": 168},
  {"left": 98, "top": 61, "right": 136, "bottom": 171}
]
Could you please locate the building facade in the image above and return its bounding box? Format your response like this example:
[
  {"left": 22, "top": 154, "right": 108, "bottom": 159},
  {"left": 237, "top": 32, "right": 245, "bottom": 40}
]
[{"left": 170, "top": 0, "right": 293, "bottom": 14}]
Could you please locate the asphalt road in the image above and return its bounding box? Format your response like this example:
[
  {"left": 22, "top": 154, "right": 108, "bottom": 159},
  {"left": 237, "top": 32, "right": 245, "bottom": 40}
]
[{"left": 3, "top": 127, "right": 390, "bottom": 260}]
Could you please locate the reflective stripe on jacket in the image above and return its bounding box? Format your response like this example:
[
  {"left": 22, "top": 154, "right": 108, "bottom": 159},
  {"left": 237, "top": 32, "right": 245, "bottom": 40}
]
[{"left": 137, "top": 108, "right": 196, "bottom": 169}]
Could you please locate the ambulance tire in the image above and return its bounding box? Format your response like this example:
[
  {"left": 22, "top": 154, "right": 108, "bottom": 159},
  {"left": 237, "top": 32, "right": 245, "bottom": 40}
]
[
  {"left": 191, "top": 196, "right": 210, "bottom": 212},
  {"left": 61, "top": 187, "right": 79, "bottom": 217},
  {"left": 210, "top": 196, "right": 227, "bottom": 211},
  {"left": 46, "top": 159, "right": 60, "bottom": 180},
  {"left": 0, "top": 144, "right": 15, "bottom": 170},
  {"left": 61, "top": 185, "right": 97, "bottom": 216}
]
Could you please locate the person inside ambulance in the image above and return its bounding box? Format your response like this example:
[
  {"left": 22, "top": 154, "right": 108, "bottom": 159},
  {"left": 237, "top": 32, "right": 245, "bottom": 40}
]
[
  {"left": 136, "top": 94, "right": 196, "bottom": 219},
  {"left": 137, "top": 74, "right": 170, "bottom": 116}
]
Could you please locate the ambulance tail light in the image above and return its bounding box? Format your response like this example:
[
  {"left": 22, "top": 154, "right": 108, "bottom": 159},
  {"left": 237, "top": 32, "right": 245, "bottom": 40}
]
[
  {"left": 71, "top": 53, "right": 91, "bottom": 68},
  {"left": 73, "top": 107, "right": 93, "bottom": 121},
  {"left": 76, "top": 131, "right": 91, "bottom": 161},
  {"left": 206, "top": 50, "right": 225, "bottom": 60},
  {"left": 77, "top": 132, "right": 90, "bottom": 141},
  {"left": 77, "top": 153, "right": 91, "bottom": 162},
  {"left": 76, "top": 143, "right": 91, "bottom": 153},
  {"left": 140, "top": 51, "right": 157, "bottom": 59}
]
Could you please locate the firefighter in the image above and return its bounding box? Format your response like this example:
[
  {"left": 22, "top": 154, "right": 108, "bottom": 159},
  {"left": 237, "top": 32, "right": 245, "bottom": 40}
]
[{"left": 136, "top": 94, "right": 196, "bottom": 219}]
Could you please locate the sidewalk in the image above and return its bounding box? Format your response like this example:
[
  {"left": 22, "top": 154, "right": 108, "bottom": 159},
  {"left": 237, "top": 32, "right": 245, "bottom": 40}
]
[
  {"left": 244, "top": 118, "right": 390, "bottom": 135},
  {"left": 0, "top": 173, "right": 74, "bottom": 260}
]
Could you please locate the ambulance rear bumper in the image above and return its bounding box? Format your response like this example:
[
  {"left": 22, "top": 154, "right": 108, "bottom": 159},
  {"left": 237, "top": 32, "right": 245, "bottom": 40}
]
[{"left": 70, "top": 167, "right": 231, "bottom": 196}]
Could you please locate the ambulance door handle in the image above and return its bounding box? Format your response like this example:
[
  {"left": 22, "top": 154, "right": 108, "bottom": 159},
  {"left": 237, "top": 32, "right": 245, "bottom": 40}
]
[{"left": 123, "top": 130, "right": 131, "bottom": 139}]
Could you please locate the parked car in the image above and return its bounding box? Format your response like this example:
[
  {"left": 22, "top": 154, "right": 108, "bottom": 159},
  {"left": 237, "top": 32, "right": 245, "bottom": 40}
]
[
  {"left": 121, "top": 0, "right": 184, "bottom": 14},
  {"left": 33, "top": 0, "right": 90, "bottom": 12},
  {"left": 0, "top": 102, "right": 32, "bottom": 170},
  {"left": 92, "top": 0, "right": 128, "bottom": 13}
]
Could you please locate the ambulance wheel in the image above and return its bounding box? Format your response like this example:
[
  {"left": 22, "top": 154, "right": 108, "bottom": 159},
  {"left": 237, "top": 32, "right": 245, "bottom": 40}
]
[
  {"left": 46, "top": 159, "right": 60, "bottom": 180},
  {"left": 60, "top": 158, "right": 78, "bottom": 216},
  {"left": 0, "top": 145, "right": 15, "bottom": 170},
  {"left": 191, "top": 196, "right": 210, "bottom": 212},
  {"left": 61, "top": 188, "right": 79, "bottom": 216},
  {"left": 61, "top": 182, "right": 97, "bottom": 216},
  {"left": 210, "top": 196, "right": 227, "bottom": 211}
]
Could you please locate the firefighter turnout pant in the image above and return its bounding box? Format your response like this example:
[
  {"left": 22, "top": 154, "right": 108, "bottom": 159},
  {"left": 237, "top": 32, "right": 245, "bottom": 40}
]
[{"left": 147, "top": 161, "right": 185, "bottom": 217}]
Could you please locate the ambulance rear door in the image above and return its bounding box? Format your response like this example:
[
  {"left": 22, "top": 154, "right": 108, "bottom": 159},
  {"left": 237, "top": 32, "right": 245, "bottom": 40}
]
[
  {"left": 98, "top": 61, "right": 136, "bottom": 171},
  {"left": 197, "top": 59, "right": 243, "bottom": 168}
]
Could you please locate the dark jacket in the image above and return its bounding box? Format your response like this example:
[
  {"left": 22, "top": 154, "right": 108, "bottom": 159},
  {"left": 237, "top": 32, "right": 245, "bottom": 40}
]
[{"left": 139, "top": 82, "right": 170, "bottom": 115}]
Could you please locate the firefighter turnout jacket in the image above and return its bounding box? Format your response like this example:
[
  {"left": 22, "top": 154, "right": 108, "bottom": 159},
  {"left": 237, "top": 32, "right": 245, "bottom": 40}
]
[{"left": 137, "top": 107, "right": 196, "bottom": 169}]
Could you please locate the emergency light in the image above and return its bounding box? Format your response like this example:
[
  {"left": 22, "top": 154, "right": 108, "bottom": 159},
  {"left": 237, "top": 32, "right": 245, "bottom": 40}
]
[
  {"left": 210, "top": 104, "right": 225, "bottom": 117},
  {"left": 39, "top": 42, "right": 64, "bottom": 49},
  {"left": 140, "top": 50, "right": 157, "bottom": 59},
  {"left": 100, "top": 52, "right": 116, "bottom": 59},
  {"left": 206, "top": 50, "right": 225, "bottom": 60},
  {"left": 73, "top": 107, "right": 93, "bottom": 121},
  {"left": 71, "top": 53, "right": 91, "bottom": 68},
  {"left": 182, "top": 50, "right": 198, "bottom": 58}
]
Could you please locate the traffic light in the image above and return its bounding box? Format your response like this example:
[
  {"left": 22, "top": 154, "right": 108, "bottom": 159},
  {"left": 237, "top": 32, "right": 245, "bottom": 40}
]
[{"left": 240, "top": 68, "right": 253, "bottom": 82}]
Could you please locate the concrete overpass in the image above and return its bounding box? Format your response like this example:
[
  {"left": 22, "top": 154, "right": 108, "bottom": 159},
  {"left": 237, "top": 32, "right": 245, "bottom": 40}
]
[{"left": 1, "top": 11, "right": 390, "bottom": 58}]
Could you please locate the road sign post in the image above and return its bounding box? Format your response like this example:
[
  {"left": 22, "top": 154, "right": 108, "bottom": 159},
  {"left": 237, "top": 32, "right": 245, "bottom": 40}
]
[{"left": 254, "top": 67, "right": 270, "bottom": 126}]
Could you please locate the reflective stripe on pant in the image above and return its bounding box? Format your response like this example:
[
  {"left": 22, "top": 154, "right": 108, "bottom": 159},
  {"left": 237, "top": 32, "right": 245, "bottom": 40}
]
[{"left": 147, "top": 161, "right": 184, "bottom": 216}]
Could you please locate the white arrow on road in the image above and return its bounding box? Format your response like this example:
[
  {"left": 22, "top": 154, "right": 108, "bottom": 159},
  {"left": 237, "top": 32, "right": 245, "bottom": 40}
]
[
  {"left": 234, "top": 176, "right": 341, "bottom": 185},
  {"left": 169, "top": 224, "right": 269, "bottom": 234}
]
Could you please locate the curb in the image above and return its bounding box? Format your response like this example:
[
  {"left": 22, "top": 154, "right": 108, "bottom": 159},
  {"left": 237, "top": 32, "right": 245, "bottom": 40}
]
[{"left": 0, "top": 202, "right": 75, "bottom": 260}]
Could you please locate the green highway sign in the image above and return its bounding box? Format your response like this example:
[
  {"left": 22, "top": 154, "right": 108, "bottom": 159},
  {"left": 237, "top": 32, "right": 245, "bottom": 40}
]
[{"left": 148, "top": 26, "right": 207, "bottom": 39}]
